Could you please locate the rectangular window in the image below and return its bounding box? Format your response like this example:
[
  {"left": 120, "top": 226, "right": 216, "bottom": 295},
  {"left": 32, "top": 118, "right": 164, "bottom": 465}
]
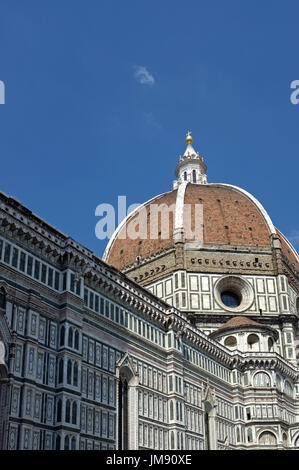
[
  {"left": 41, "top": 264, "right": 47, "bottom": 283},
  {"left": 175, "top": 273, "right": 178, "bottom": 289},
  {"left": 169, "top": 376, "right": 173, "bottom": 391},
  {"left": 34, "top": 260, "right": 40, "bottom": 280},
  {"left": 281, "top": 277, "right": 285, "bottom": 291},
  {"left": 181, "top": 272, "right": 185, "bottom": 288},
  {"left": 105, "top": 301, "right": 110, "bottom": 317},
  {"left": 84, "top": 288, "right": 88, "bottom": 305},
  {"left": 19, "top": 252, "right": 26, "bottom": 272},
  {"left": 110, "top": 304, "right": 114, "bottom": 321},
  {"left": 12, "top": 247, "right": 19, "bottom": 268},
  {"left": 120, "top": 310, "right": 124, "bottom": 326},
  {"left": 0, "top": 240, "right": 3, "bottom": 259},
  {"left": 76, "top": 279, "right": 81, "bottom": 296},
  {"left": 100, "top": 298, "right": 104, "bottom": 315},
  {"left": 95, "top": 295, "right": 99, "bottom": 312},
  {"left": 62, "top": 272, "right": 67, "bottom": 290},
  {"left": 27, "top": 256, "right": 33, "bottom": 276},
  {"left": 48, "top": 268, "right": 53, "bottom": 287},
  {"left": 89, "top": 292, "right": 94, "bottom": 310},
  {"left": 70, "top": 273, "right": 75, "bottom": 292},
  {"left": 4, "top": 243, "right": 11, "bottom": 264},
  {"left": 115, "top": 306, "right": 119, "bottom": 323},
  {"left": 55, "top": 271, "right": 60, "bottom": 291}
]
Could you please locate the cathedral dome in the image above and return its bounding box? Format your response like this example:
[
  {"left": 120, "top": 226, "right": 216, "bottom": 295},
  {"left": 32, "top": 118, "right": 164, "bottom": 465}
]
[
  {"left": 103, "top": 134, "right": 299, "bottom": 275},
  {"left": 104, "top": 184, "right": 298, "bottom": 272}
]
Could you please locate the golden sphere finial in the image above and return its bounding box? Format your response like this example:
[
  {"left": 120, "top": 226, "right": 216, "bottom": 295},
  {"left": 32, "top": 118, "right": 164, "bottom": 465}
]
[{"left": 186, "top": 130, "right": 193, "bottom": 145}]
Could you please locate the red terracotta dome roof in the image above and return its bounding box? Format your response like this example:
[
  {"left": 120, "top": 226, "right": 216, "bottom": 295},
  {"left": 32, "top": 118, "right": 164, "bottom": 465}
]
[
  {"left": 103, "top": 182, "right": 299, "bottom": 275},
  {"left": 104, "top": 182, "right": 284, "bottom": 270},
  {"left": 216, "top": 316, "right": 260, "bottom": 331}
]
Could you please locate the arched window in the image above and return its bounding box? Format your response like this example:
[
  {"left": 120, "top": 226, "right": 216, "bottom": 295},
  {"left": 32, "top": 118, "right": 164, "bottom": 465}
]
[
  {"left": 176, "top": 402, "right": 179, "bottom": 420},
  {"left": 72, "top": 402, "right": 77, "bottom": 425},
  {"left": 204, "top": 401, "right": 213, "bottom": 450},
  {"left": 73, "top": 362, "right": 78, "bottom": 387},
  {"left": 282, "top": 433, "right": 288, "bottom": 447},
  {"left": 247, "top": 334, "right": 260, "bottom": 351},
  {"left": 118, "top": 378, "right": 129, "bottom": 449},
  {"left": 58, "top": 358, "right": 64, "bottom": 383},
  {"left": 71, "top": 437, "right": 76, "bottom": 450},
  {"left": 268, "top": 337, "right": 274, "bottom": 352},
  {"left": 247, "top": 428, "right": 253, "bottom": 443},
  {"left": 56, "top": 398, "right": 62, "bottom": 422},
  {"left": 170, "top": 431, "right": 175, "bottom": 450},
  {"left": 224, "top": 336, "right": 237, "bottom": 349},
  {"left": 253, "top": 372, "right": 271, "bottom": 387},
  {"left": 0, "top": 287, "right": 6, "bottom": 310},
  {"left": 74, "top": 330, "right": 79, "bottom": 350},
  {"left": 192, "top": 170, "right": 196, "bottom": 183},
  {"left": 258, "top": 431, "right": 277, "bottom": 446},
  {"left": 60, "top": 326, "right": 65, "bottom": 346},
  {"left": 65, "top": 400, "right": 71, "bottom": 423},
  {"left": 64, "top": 435, "right": 69, "bottom": 450},
  {"left": 67, "top": 360, "right": 72, "bottom": 385},
  {"left": 183, "top": 172, "right": 187, "bottom": 181},
  {"left": 236, "top": 427, "right": 241, "bottom": 442},
  {"left": 68, "top": 328, "right": 73, "bottom": 348},
  {"left": 170, "top": 401, "right": 174, "bottom": 420}
]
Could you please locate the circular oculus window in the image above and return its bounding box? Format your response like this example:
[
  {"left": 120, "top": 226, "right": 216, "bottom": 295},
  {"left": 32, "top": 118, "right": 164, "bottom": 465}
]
[{"left": 214, "top": 275, "right": 254, "bottom": 313}]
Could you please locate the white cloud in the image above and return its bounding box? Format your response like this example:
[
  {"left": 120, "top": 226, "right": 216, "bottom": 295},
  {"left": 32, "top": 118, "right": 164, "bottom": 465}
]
[{"left": 134, "top": 66, "right": 155, "bottom": 86}]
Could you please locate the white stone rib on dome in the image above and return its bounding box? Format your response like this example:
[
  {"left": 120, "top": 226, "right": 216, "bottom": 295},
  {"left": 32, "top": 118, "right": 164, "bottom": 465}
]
[
  {"left": 173, "top": 181, "right": 188, "bottom": 239},
  {"left": 277, "top": 230, "right": 299, "bottom": 262}
]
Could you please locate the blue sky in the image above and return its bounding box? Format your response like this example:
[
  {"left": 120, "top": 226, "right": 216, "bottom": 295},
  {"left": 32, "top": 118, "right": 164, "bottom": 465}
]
[{"left": 0, "top": 0, "right": 298, "bottom": 257}]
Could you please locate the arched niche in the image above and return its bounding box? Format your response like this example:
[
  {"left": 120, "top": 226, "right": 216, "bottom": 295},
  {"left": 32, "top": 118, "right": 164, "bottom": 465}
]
[
  {"left": 224, "top": 335, "right": 237, "bottom": 350},
  {"left": 258, "top": 431, "right": 277, "bottom": 446},
  {"left": 247, "top": 334, "right": 260, "bottom": 351},
  {"left": 116, "top": 354, "right": 139, "bottom": 450}
]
